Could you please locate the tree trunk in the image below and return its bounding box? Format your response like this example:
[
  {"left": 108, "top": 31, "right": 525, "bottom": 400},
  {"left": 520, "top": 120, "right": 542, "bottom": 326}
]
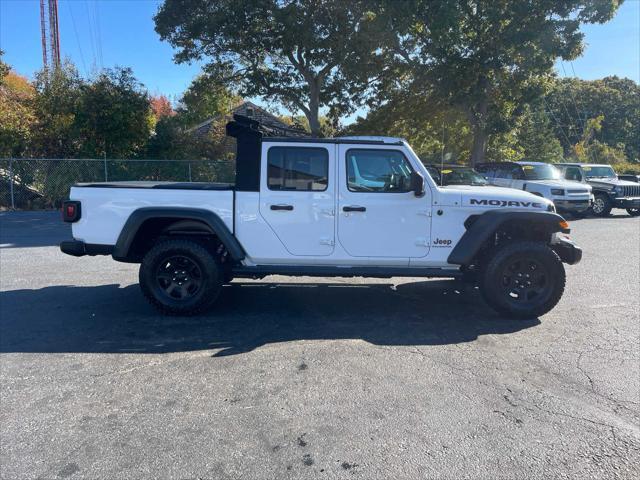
[
  {"left": 469, "top": 96, "right": 489, "bottom": 166},
  {"left": 470, "top": 121, "right": 488, "bottom": 166},
  {"left": 307, "top": 79, "right": 321, "bottom": 137}
]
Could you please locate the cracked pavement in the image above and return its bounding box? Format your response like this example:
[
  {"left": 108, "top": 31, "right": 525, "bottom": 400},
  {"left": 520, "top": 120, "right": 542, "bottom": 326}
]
[{"left": 1, "top": 210, "right": 639, "bottom": 479}]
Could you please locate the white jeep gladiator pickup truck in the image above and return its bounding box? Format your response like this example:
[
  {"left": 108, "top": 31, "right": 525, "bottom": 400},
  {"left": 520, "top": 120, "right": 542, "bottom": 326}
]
[{"left": 60, "top": 115, "right": 582, "bottom": 318}]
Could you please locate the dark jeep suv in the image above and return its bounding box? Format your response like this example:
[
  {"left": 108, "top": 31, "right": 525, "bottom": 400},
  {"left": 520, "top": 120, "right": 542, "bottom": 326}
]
[{"left": 557, "top": 163, "right": 640, "bottom": 217}]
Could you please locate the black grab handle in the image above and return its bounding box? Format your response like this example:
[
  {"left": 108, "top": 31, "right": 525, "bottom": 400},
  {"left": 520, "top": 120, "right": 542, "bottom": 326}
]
[
  {"left": 270, "top": 204, "right": 294, "bottom": 211},
  {"left": 343, "top": 206, "right": 366, "bottom": 212}
]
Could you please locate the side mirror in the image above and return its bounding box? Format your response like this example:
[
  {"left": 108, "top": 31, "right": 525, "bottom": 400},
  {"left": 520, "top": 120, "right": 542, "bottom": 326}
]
[{"left": 410, "top": 171, "right": 425, "bottom": 197}]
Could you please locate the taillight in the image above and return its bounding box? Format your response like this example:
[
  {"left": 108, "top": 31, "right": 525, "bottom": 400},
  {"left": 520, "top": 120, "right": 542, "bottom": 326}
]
[{"left": 62, "top": 201, "right": 81, "bottom": 223}]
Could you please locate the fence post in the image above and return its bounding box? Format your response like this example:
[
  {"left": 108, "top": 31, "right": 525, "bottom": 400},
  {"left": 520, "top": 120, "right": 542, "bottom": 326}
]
[
  {"left": 188, "top": 162, "right": 192, "bottom": 182},
  {"left": 104, "top": 157, "right": 108, "bottom": 182},
  {"left": 9, "top": 158, "right": 15, "bottom": 209}
]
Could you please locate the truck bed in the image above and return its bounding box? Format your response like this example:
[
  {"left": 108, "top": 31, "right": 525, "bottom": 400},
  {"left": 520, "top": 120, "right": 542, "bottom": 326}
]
[
  {"left": 75, "top": 181, "right": 234, "bottom": 190},
  {"left": 69, "top": 183, "right": 235, "bottom": 245}
]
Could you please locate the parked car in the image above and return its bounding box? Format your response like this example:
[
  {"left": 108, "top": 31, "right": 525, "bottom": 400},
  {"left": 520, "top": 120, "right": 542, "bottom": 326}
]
[
  {"left": 425, "top": 164, "right": 489, "bottom": 187},
  {"left": 556, "top": 163, "right": 640, "bottom": 217},
  {"left": 60, "top": 115, "right": 582, "bottom": 319},
  {"left": 475, "top": 161, "right": 593, "bottom": 215}
]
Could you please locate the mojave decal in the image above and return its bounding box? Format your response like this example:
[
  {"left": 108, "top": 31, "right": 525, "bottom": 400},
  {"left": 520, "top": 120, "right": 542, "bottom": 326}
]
[{"left": 469, "top": 198, "right": 544, "bottom": 208}]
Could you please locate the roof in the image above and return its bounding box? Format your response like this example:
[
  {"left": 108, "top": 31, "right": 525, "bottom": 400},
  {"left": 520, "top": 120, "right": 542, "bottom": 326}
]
[
  {"left": 556, "top": 162, "right": 611, "bottom": 167},
  {"left": 476, "top": 161, "right": 519, "bottom": 167},
  {"left": 263, "top": 137, "right": 403, "bottom": 145},
  {"left": 477, "top": 161, "right": 558, "bottom": 167},
  {"left": 339, "top": 135, "right": 405, "bottom": 144},
  {"left": 425, "top": 164, "right": 474, "bottom": 170}
]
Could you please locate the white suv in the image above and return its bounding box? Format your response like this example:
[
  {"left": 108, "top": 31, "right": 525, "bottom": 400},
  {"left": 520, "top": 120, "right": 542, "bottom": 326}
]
[{"left": 476, "top": 161, "right": 593, "bottom": 214}]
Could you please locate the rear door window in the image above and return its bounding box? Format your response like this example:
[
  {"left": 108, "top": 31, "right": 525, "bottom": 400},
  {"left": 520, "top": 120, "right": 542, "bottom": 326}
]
[
  {"left": 267, "top": 147, "right": 329, "bottom": 191},
  {"left": 565, "top": 167, "right": 583, "bottom": 181}
]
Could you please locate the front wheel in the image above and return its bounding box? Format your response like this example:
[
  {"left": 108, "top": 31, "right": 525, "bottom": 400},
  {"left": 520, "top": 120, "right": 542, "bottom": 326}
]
[
  {"left": 139, "top": 239, "right": 223, "bottom": 315},
  {"left": 591, "top": 193, "right": 612, "bottom": 217},
  {"left": 626, "top": 208, "right": 640, "bottom": 217},
  {"left": 480, "top": 241, "right": 566, "bottom": 319}
]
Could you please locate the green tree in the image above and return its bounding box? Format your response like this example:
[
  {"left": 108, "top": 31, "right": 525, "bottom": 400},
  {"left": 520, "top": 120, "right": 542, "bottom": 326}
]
[
  {"left": 31, "top": 60, "right": 83, "bottom": 158},
  {"left": 544, "top": 76, "right": 639, "bottom": 162},
  {"left": 516, "top": 105, "right": 564, "bottom": 163},
  {"left": 377, "top": 0, "right": 622, "bottom": 165},
  {"left": 75, "top": 67, "right": 153, "bottom": 158},
  {"left": 0, "top": 53, "right": 36, "bottom": 157},
  {"left": 0, "top": 50, "right": 9, "bottom": 80},
  {"left": 155, "top": 0, "right": 381, "bottom": 136},
  {"left": 177, "top": 74, "right": 241, "bottom": 127},
  {"left": 573, "top": 114, "right": 627, "bottom": 164},
  {"left": 347, "top": 89, "right": 473, "bottom": 163}
]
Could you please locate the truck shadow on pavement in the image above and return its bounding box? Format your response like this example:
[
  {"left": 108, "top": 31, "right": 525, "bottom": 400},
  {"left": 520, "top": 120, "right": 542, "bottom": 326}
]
[{"left": 0, "top": 280, "right": 540, "bottom": 356}]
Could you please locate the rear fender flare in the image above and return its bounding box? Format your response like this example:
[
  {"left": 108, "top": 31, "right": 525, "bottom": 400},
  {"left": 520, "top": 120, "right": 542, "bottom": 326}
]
[{"left": 113, "top": 207, "right": 245, "bottom": 262}]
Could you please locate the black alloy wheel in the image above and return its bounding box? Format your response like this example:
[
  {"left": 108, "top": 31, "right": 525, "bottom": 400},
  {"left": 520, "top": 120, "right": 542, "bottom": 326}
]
[
  {"left": 480, "top": 241, "right": 565, "bottom": 319},
  {"left": 139, "top": 239, "right": 223, "bottom": 315},
  {"left": 591, "top": 194, "right": 612, "bottom": 217},
  {"left": 500, "top": 257, "right": 549, "bottom": 306},
  {"left": 156, "top": 255, "right": 203, "bottom": 301}
]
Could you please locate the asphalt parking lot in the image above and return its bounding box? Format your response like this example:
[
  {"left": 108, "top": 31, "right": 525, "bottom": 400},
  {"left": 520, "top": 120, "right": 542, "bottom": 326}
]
[{"left": 1, "top": 210, "right": 639, "bottom": 479}]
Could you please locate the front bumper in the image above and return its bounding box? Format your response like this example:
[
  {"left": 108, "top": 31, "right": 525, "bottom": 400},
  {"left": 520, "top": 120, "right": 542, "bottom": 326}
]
[
  {"left": 612, "top": 197, "right": 640, "bottom": 209},
  {"left": 551, "top": 236, "right": 582, "bottom": 265},
  {"left": 554, "top": 199, "right": 592, "bottom": 212},
  {"left": 60, "top": 240, "right": 113, "bottom": 257}
]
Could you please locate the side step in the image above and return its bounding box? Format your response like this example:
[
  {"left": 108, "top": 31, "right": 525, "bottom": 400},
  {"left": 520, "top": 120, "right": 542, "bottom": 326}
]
[{"left": 231, "top": 265, "right": 461, "bottom": 279}]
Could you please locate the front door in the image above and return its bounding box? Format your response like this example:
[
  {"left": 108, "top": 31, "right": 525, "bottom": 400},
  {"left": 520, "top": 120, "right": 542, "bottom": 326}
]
[
  {"left": 337, "top": 146, "right": 431, "bottom": 259},
  {"left": 259, "top": 144, "right": 335, "bottom": 256}
]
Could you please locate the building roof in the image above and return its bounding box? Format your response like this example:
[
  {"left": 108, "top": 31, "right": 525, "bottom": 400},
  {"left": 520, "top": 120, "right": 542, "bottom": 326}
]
[{"left": 187, "top": 101, "right": 307, "bottom": 138}]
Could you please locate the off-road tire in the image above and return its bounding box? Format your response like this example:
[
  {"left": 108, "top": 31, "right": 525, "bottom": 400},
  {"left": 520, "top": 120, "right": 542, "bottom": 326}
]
[
  {"left": 626, "top": 208, "right": 640, "bottom": 217},
  {"left": 139, "top": 238, "right": 223, "bottom": 315},
  {"left": 480, "top": 241, "right": 565, "bottom": 319},
  {"left": 591, "top": 193, "right": 612, "bottom": 217}
]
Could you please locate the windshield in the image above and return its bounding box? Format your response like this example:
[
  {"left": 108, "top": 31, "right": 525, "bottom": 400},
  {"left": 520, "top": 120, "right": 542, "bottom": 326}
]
[
  {"left": 427, "top": 166, "right": 488, "bottom": 186},
  {"left": 521, "top": 164, "right": 562, "bottom": 181},
  {"left": 583, "top": 166, "right": 616, "bottom": 178}
]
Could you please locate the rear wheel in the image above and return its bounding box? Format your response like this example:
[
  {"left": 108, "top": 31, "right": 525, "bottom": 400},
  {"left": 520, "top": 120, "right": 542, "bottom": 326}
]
[
  {"left": 480, "top": 241, "right": 565, "bottom": 319},
  {"left": 626, "top": 208, "right": 640, "bottom": 217},
  {"left": 139, "top": 239, "right": 223, "bottom": 315},
  {"left": 591, "top": 193, "right": 612, "bottom": 217}
]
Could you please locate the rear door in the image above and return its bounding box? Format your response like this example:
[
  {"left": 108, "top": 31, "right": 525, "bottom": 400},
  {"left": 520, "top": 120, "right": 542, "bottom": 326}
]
[
  {"left": 564, "top": 166, "right": 584, "bottom": 182},
  {"left": 259, "top": 143, "right": 336, "bottom": 256},
  {"left": 337, "top": 146, "right": 431, "bottom": 259},
  {"left": 492, "top": 165, "right": 514, "bottom": 188}
]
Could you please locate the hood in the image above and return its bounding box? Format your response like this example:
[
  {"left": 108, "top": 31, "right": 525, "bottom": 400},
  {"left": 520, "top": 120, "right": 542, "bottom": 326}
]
[
  {"left": 525, "top": 179, "right": 590, "bottom": 191},
  {"left": 435, "top": 185, "right": 553, "bottom": 210},
  {"left": 588, "top": 178, "right": 638, "bottom": 188}
]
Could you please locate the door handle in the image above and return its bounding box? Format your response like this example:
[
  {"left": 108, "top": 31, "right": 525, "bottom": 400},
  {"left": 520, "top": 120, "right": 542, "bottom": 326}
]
[
  {"left": 343, "top": 205, "right": 366, "bottom": 212},
  {"left": 270, "top": 204, "right": 294, "bottom": 211}
]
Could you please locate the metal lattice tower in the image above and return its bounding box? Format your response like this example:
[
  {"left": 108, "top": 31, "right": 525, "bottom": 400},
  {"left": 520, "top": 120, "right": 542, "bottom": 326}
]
[{"left": 40, "top": 0, "right": 61, "bottom": 70}]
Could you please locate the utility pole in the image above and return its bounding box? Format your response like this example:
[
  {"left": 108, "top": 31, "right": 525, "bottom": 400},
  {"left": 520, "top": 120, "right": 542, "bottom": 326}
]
[{"left": 40, "top": 0, "right": 61, "bottom": 70}]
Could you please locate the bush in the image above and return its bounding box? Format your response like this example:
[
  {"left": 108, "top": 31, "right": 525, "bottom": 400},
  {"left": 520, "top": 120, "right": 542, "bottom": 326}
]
[{"left": 612, "top": 162, "right": 640, "bottom": 175}]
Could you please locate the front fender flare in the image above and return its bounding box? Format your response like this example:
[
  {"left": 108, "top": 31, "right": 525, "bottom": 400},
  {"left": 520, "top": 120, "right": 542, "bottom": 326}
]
[
  {"left": 112, "top": 207, "right": 245, "bottom": 262},
  {"left": 447, "top": 210, "right": 567, "bottom": 266}
]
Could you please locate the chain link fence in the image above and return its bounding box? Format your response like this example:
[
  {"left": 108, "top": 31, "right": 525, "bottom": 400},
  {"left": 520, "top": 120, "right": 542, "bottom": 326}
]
[{"left": 0, "top": 158, "right": 235, "bottom": 210}]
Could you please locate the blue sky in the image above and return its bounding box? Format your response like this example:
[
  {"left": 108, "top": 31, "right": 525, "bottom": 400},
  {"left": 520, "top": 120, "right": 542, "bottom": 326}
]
[{"left": 1, "top": 0, "right": 639, "bottom": 118}]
